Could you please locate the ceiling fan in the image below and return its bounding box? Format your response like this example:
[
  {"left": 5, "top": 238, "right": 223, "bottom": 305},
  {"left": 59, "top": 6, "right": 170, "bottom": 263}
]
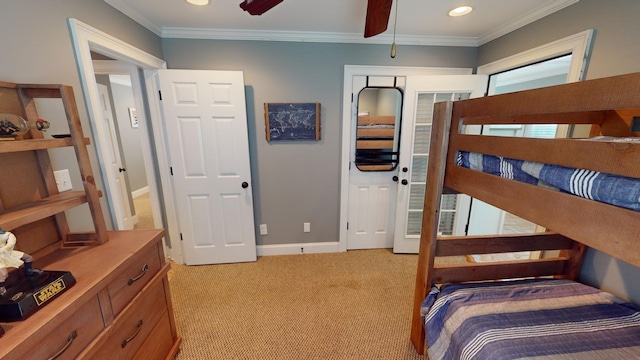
[{"left": 238, "top": 0, "right": 395, "bottom": 41}]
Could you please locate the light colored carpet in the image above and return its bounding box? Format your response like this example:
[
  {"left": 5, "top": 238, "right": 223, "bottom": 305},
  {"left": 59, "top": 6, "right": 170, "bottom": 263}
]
[
  {"left": 168, "top": 250, "right": 467, "bottom": 359},
  {"left": 133, "top": 192, "right": 155, "bottom": 230}
]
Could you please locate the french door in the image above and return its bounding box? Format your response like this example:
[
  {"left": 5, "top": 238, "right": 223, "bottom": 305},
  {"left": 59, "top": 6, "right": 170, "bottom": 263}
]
[{"left": 392, "top": 75, "right": 487, "bottom": 253}]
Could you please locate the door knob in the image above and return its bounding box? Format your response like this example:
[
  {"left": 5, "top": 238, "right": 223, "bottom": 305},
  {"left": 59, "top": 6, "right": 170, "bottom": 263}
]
[
  {"left": 392, "top": 176, "right": 399, "bottom": 182},
  {"left": 401, "top": 179, "right": 408, "bottom": 185},
  {"left": 242, "top": 182, "right": 249, "bottom": 188},
  {"left": 119, "top": 167, "right": 126, "bottom": 172}
]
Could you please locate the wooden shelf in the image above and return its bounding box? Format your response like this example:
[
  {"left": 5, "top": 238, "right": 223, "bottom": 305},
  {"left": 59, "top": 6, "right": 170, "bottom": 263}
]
[
  {"left": 0, "top": 137, "right": 90, "bottom": 153},
  {"left": 0, "top": 191, "right": 89, "bottom": 231}
]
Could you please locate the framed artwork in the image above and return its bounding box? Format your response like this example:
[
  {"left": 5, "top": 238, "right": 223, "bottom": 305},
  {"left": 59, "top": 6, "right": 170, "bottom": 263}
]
[
  {"left": 128, "top": 107, "right": 139, "bottom": 128},
  {"left": 264, "top": 102, "right": 320, "bottom": 141}
]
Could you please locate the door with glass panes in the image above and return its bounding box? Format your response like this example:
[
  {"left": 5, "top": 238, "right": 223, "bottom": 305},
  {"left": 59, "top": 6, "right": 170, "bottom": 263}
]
[{"left": 392, "top": 75, "right": 487, "bottom": 253}]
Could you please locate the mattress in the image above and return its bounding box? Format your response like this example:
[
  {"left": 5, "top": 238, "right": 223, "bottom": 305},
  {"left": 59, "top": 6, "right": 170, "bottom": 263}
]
[
  {"left": 456, "top": 139, "right": 640, "bottom": 211},
  {"left": 422, "top": 279, "right": 640, "bottom": 360}
]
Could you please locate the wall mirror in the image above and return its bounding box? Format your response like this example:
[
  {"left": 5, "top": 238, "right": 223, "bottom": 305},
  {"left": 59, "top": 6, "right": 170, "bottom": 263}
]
[{"left": 355, "top": 87, "right": 403, "bottom": 171}]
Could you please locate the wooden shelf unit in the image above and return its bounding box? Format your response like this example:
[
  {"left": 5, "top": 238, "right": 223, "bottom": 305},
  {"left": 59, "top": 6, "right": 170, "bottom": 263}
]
[{"left": 0, "top": 81, "right": 108, "bottom": 251}]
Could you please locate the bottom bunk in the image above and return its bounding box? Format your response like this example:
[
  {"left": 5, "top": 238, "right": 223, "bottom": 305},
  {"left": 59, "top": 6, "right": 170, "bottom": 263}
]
[{"left": 422, "top": 279, "right": 640, "bottom": 360}]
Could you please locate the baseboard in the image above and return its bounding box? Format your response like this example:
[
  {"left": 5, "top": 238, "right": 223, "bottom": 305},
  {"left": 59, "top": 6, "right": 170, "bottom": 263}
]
[
  {"left": 132, "top": 186, "right": 149, "bottom": 198},
  {"left": 257, "top": 241, "right": 342, "bottom": 256}
]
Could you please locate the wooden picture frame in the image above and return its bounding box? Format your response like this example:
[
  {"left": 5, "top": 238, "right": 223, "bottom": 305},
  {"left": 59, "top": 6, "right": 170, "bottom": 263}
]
[{"left": 264, "top": 102, "right": 321, "bottom": 141}]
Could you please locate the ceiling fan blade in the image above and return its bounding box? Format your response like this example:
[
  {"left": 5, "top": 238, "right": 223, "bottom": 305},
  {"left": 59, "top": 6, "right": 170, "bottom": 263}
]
[
  {"left": 239, "top": 0, "right": 284, "bottom": 16},
  {"left": 364, "top": 0, "right": 393, "bottom": 38}
]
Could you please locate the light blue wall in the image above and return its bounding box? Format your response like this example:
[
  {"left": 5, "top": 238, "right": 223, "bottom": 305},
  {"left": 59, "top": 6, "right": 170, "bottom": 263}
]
[{"left": 161, "top": 39, "right": 477, "bottom": 246}]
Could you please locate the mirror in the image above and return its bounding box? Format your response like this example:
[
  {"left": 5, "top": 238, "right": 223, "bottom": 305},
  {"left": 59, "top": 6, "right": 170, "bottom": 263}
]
[{"left": 355, "top": 87, "right": 403, "bottom": 171}]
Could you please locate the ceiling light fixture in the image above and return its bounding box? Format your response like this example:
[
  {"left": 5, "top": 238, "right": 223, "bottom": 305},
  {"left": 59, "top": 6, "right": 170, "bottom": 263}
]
[
  {"left": 448, "top": 6, "right": 473, "bottom": 17},
  {"left": 186, "top": 0, "right": 209, "bottom": 5}
]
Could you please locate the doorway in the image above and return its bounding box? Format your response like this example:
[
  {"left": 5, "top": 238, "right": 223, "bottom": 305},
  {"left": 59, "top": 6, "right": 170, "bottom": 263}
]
[
  {"left": 95, "top": 73, "right": 155, "bottom": 230},
  {"left": 68, "top": 18, "right": 183, "bottom": 263},
  {"left": 339, "top": 65, "right": 476, "bottom": 252}
]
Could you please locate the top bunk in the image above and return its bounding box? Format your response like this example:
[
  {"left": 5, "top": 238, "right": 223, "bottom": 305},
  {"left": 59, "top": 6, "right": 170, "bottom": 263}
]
[{"left": 439, "top": 72, "right": 639, "bottom": 267}]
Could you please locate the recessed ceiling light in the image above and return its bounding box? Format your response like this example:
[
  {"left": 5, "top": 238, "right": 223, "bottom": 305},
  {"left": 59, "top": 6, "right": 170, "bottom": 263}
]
[
  {"left": 449, "top": 6, "right": 473, "bottom": 17},
  {"left": 186, "top": 0, "right": 209, "bottom": 5}
]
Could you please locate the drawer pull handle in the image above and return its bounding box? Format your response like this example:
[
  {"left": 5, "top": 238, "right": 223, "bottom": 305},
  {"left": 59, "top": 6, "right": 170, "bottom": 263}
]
[
  {"left": 48, "top": 330, "right": 78, "bottom": 360},
  {"left": 121, "top": 320, "right": 143, "bottom": 348},
  {"left": 128, "top": 264, "right": 149, "bottom": 286}
]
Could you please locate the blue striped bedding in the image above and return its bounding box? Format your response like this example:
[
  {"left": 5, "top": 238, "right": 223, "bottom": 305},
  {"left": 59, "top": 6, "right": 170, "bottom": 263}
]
[
  {"left": 422, "top": 279, "right": 640, "bottom": 360},
  {"left": 456, "top": 145, "right": 640, "bottom": 211}
]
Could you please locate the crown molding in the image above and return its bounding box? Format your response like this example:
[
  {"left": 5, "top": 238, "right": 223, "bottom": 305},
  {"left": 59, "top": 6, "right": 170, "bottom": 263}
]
[
  {"left": 478, "top": 0, "right": 579, "bottom": 45},
  {"left": 160, "top": 28, "right": 479, "bottom": 46}
]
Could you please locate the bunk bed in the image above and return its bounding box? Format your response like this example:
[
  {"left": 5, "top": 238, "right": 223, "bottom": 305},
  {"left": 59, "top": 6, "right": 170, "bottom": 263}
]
[{"left": 410, "top": 72, "right": 640, "bottom": 359}]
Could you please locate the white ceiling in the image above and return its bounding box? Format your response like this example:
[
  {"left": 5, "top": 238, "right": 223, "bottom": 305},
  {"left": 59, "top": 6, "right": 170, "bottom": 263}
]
[{"left": 105, "top": 0, "right": 578, "bottom": 46}]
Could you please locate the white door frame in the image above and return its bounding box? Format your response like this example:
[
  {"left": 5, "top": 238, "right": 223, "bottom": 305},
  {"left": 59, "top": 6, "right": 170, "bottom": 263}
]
[
  {"left": 471, "top": 30, "right": 594, "bottom": 238},
  {"left": 339, "top": 65, "right": 473, "bottom": 252},
  {"left": 477, "top": 29, "right": 593, "bottom": 83},
  {"left": 68, "top": 18, "right": 183, "bottom": 263}
]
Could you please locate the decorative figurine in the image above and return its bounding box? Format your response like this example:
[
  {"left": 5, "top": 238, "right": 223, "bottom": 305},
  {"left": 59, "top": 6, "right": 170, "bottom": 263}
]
[
  {"left": 0, "top": 228, "right": 41, "bottom": 296},
  {"left": 35, "top": 118, "right": 50, "bottom": 131}
]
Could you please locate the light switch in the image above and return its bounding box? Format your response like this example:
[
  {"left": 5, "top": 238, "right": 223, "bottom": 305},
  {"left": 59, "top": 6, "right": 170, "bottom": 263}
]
[{"left": 54, "top": 169, "right": 73, "bottom": 192}]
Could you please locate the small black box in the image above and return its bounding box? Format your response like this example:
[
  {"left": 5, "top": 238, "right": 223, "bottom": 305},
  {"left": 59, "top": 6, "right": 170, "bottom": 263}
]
[{"left": 0, "top": 271, "right": 76, "bottom": 322}]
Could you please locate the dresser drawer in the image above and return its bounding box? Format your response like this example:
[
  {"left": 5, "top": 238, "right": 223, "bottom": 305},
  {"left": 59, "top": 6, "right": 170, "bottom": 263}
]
[
  {"left": 133, "top": 312, "right": 174, "bottom": 360},
  {"left": 107, "top": 244, "right": 162, "bottom": 316},
  {"left": 28, "top": 296, "right": 104, "bottom": 360},
  {"left": 82, "top": 275, "right": 168, "bottom": 360}
]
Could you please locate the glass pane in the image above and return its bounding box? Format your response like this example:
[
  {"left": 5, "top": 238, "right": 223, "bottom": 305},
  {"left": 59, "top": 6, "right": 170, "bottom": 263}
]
[
  {"left": 409, "top": 184, "right": 425, "bottom": 210},
  {"left": 413, "top": 125, "right": 431, "bottom": 154},
  {"left": 407, "top": 211, "right": 423, "bottom": 236},
  {"left": 355, "top": 87, "right": 403, "bottom": 171},
  {"left": 440, "top": 194, "right": 457, "bottom": 210},
  {"left": 435, "top": 93, "right": 452, "bottom": 103},
  {"left": 415, "top": 93, "right": 434, "bottom": 124},
  {"left": 411, "top": 155, "right": 428, "bottom": 182},
  {"left": 438, "top": 211, "right": 455, "bottom": 235}
]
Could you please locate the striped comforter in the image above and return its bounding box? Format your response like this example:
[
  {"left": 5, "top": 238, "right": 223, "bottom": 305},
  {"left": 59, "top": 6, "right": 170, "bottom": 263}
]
[
  {"left": 422, "top": 279, "right": 640, "bottom": 360},
  {"left": 456, "top": 143, "right": 640, "bottom": 211}
]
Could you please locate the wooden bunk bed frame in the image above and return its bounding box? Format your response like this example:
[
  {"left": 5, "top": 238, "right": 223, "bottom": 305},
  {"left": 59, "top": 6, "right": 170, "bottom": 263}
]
[{"left": 410, "top": 72, "right": 640, "bottom": 355}]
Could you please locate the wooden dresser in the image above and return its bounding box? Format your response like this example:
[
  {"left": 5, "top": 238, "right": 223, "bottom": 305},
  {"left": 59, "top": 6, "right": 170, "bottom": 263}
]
[
  {"left": 0, "top": 230, "right": 181, "bottom": 359},
  {"left": 0, "top": 81, "right": 181, "bottom": 359}
]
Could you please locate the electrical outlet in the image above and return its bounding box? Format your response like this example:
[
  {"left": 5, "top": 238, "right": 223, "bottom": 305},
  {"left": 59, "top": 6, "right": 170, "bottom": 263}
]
[
  {"left": 304, "top": 222, "right": 310, "bottom": 233},
  {"left": 259, "top": 224, "right": 268, "bottom": 235},
  {"left": 54, "top": 169, "right": 73, "bottom": 192}
]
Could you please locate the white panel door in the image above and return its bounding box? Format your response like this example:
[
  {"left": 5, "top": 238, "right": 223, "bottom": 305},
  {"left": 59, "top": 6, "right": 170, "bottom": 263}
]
[
  {"left": 157, "top": 70, "right": 256, "bottom": 265},
  {"left": 97, "top": 83, "right": 135, "bottom": 230},
  {"left": 347, "top": 75, "right": 400, "bottom": 249},
  {"left": 393, "top": 75, "right": 487, "bottom": 253}
]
